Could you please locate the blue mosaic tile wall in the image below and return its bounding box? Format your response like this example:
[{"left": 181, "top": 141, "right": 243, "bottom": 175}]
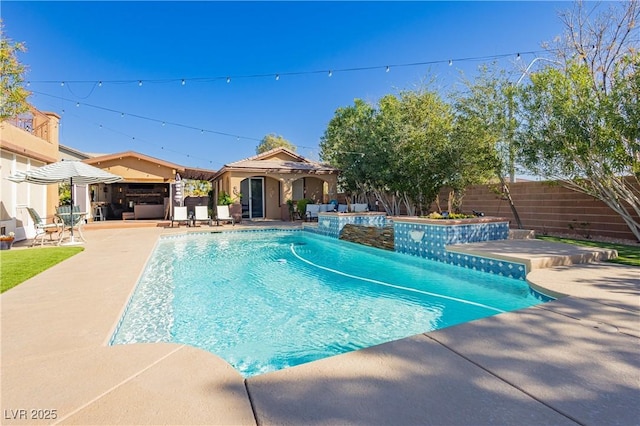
[
  {"left": 305, "top": 213, "right": 387, "bottom": 238},
  {"left": 394, "top": 221, "right": 526, "bottom": 280}
]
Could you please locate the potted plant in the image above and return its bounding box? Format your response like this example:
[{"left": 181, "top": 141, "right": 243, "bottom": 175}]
[
  {"left": 0, "top": 232, "right": 15, "bottom": 250},
  {"left": 217, "top": 191, "right": 234, "bottom": 206},
  {"left": 286, "top": 199, "right": 296, "bottom": 221}
]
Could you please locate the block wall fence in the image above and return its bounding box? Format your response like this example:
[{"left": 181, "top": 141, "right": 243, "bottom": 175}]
[{"left": 442, "top": 179, "right": 640, "bottom": 242}]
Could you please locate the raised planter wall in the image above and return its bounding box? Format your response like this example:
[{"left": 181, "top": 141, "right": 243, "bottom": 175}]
[
  {"left": 394, "top": 217, "right": 526, "bottom": 280},
  {"left": 305, "top": 212, "right": 387, "bottom": 239}
]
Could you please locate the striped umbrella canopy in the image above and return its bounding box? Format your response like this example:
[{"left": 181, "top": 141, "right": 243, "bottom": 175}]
[
  {"left": 8, "top": 160, "right": 123, "bottom": 185},
  {"left": 8, "top": 160, "right": 123, "bottom": 243}
]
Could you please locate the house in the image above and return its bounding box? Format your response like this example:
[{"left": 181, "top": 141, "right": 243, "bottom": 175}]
[
  {"left": 84, "top": 151, "right": 214, "bottom": 220},
  {"left": 0, "top": 108, "right": 61, "bottom": 240},
  {"left": 211, "top": 148, "right": 339, "bottom": 220}
]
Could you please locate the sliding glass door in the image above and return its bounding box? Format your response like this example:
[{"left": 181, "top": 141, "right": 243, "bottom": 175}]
[{"left": 240, "top": 177, "right": 264, "bottom": 219}]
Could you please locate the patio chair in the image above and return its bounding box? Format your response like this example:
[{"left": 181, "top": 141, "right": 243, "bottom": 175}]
[
  {"left": 56, "top": 205, "right": 87, "bottom": 243},
  {"left": 352, "top": 203, "right": 369, "bottom": 212},
  {"left": 305, "top": 204, "right": 320, "bottom": 221},
  {"left": 216, "top": 205, "right": 235, "bottom": 226},
  {"left": 26, "top": 207, "right": 63, "bottom": 247},
  {"left": 171, "top": 206, "right": 190, "bottom": 227},
  {"left": 194, "top": 205, "right": 212, "bottom": 226}
]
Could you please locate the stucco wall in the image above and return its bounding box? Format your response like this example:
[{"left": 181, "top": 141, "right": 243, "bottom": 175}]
[
  {"left": 91, "top": 157, "right": 176, "bottom": 182},
  {"left": 216, "top": 171, "right": 337, "bottom": 220}
]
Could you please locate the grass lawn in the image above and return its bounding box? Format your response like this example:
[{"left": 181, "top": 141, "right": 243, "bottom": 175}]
[
  {"left": 0, "top": 247, "right": 84, "bottom": 293},
  {"left": 537, "top": 236, "right": 640, "bottom": 267}
]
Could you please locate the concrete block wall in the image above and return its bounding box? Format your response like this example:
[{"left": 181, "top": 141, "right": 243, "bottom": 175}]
[{"left": 445, "top": 179, "right": 640, "bottom": 241}]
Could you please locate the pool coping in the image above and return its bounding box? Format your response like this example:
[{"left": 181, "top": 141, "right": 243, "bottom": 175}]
[{"left": 1, "top": 224, "right": 638, "bottom": 425}]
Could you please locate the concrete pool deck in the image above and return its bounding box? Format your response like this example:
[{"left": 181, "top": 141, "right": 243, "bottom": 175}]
[{"left": 1, "top": 224, "right": 638, "bottom": 425}]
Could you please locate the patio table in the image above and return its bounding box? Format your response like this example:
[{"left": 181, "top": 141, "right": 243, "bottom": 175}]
[{"left": 55, "top": 212, "right": 88, "bottom": 245}]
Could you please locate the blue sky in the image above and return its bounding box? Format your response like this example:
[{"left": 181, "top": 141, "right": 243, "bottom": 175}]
[{"left": 4, "top": 1, "right": 572, "bottom": 170}]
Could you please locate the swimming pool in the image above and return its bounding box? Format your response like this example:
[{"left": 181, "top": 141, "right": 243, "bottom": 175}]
[{"left": 110, "top": 230, "right": 545, "bottom": 377}]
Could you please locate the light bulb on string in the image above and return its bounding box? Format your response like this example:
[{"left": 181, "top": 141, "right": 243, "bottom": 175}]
[
  {"left": 516, "top": 53, "right": 521, "bottom": 61},
  {"left": 449, "top": 60, "right": 453, "bottom": 66},
  {"left": 121, "top": 113, "right": 125, "bottom": 118},
  {"left": 98, "top": 81, "right": 102, "bottom": 87},
  {"left": 226, "top": 77, "right": 231, "bottom": 83},
  {"left": 138, "top": 80, "right": 143, "bottom": 86},
  {"left": 60, "top": 81, "right": 65, "bottom": 87},
  {"left": 386, "top": 66, "right": 390, "bottom": 73},
  {"left": 275, "top": 74, "right": 280, "bottom": 81},
  {"left": 76, "top": 102, "right": 80, "bottom": 107},
  {"left": 26, "top": 81, "right": 31, "bottom": 87},
  {"left": 181, "top": 79, "right": 186, "bottom": 86},
  {"left": 328, "top": 70, "right": 333, "bottom": 77},
  {"left": 162, "top": 122, "right": 165, "bottom": 126}
]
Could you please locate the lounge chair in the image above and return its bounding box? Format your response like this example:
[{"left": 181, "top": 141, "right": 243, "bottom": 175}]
[
  {"left": 194, "top": 205, "right": 211, "bottom": 226},
  {"left": 352, "top": 203, "right": 369, "bottom": 212},
  {"left": 305, "top": 204, "right": 320, "bottom": 221},
  {"left": 26, "top": 207, "right": 63, "bottom": 247},
  {"left": 337, "top": 204, "right": 348, "bottom": 213},
  {"left": 56, "top": 205, "right": 87, "bottom": 243},
  {"left": 171, "top": 206, "right": 190, "bottom": 227},
  {"left": 216, "top": 205, "right": 235, "bottom": 226}
]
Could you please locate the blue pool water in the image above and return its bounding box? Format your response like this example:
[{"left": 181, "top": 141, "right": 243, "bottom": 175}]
[{"left": 111, "top": 230, "right": 544, "bottom": 377}]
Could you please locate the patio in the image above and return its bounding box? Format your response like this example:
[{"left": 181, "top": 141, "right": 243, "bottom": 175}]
[{"left": 1, "top": 224, "right": 638, "bottom": 425}]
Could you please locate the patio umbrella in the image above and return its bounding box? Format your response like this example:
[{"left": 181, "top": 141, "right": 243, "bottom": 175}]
[{"left": 8, "top": 160, "right": 123, "bottom": 243}]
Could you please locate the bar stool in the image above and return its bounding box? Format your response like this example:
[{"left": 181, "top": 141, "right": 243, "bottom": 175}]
[{"left": 93, "top": 205, "right": 105, "bottom": 221}]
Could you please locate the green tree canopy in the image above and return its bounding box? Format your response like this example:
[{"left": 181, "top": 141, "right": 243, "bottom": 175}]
[
  {"left": 256, "top": 134, "right": 296, "bottom": 154},
  {"left": 320, "top": 87, "right": 494, "bottom": 215},
  {"left": 516, "top": 0, "right": 640, "bottom": 240},
  {"left": 0, "top": 21, "right": 30, "bottom": 120}
]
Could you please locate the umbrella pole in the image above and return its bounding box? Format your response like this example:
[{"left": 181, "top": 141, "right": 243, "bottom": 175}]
[{"left": 69, "top": 176, "right": 75, "bottom": 243}]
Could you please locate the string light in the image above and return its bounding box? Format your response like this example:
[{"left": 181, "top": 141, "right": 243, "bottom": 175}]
[
  {"left": 385, "top": 66, "right": 390, "bottom": 73},
  {"left": 516, "top": 53, "right": 521, "bottom": 61},
  {"left": 31, "top": 90, "right": 263, "bottom": 143},
  {"left": 181, "top": 79, "right": 186, "bottom": 86},
  {"left": 26, "top": 81, "right": 31, "bottom": 87},
  {"left": 275, "top": 74, "right": 280, "bottom": 81},
  {"left": 76, "top": 102, "right": 80, "bottom": 107},
  {"left": 30, "top": 50, "right": 549, "bottom": 87}
]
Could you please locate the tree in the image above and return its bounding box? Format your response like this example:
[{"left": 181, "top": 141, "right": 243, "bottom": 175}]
[
  {"left": 256, "top": 134, "right": 296, "bottom": 154},
  {"left": 517, "top": 0, "right": 640, "bottom": 240},
  {"left": 320, "top": 99, "right": 381, "bottom": 206},
  {"left": 0, "top": 21, "right": 30, "bottom": 120},
  {"left": 320, "top": 89, "right": 461, "bottom": 216},
  {"left": 452, "top": 64, "right": 524, "bottom": 227}
]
